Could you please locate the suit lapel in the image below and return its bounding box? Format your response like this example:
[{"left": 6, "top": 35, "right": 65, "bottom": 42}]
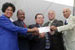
[
  {"left": 51, "top": 19, "right": 58, "bottom": 26},
  {"left": 17, "top": 20, "right": 24, "bottom": 27},
  {"left": 46, "top": 22, "right": 50, "bottom": 26},
  {"left": 35, "top": 24, "right": 40, "bottom": 27}
]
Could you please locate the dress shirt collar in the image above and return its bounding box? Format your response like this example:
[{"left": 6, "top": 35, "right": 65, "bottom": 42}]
[
  {"left": 65, "top": 15, "right": 72, "bottom": 23},
  {"left": 36, "top": 23, "right": 43, "bottom": 27},
  {"left": 49, "top": 19, "right": 55, "bottom": 24}
]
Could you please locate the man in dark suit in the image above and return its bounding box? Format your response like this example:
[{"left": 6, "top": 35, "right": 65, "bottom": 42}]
[
  {"left": 29, "top": 13, "right": 46, "bottom": 50},
  {"left": 44, "top": 10, "right": 65, "bottom": 50},
  {"left": 13, "top": 10, "right": 30, "bottom": 50}
]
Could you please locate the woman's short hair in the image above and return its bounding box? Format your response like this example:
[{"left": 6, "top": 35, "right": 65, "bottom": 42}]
[
  {"left": 35, "top": 13, "right": 44, "bottom": 19},
  {"left": 2, "top": 2, "right": 15, "bottom": 12}
]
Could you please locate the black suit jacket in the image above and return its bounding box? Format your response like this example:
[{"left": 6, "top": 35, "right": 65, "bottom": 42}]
[
  {"left": 44, "top": 19, "right": 65, "bottom": 50},
  {"left": 13, "top": 20, "right": 30, "bottom": 50},
  {"left": 28, "top": 24, "right": 51, "bottom": 50}
]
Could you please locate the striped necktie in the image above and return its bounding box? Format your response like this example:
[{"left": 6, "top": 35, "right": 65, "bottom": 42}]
[{"left": 45, "top": 33, "right": 50, "bottom": 49}]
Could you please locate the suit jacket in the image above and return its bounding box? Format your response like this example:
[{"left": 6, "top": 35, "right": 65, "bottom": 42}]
[
  {"left": 28, "top": 24, "right": 48, "bottom": 50},
  {"left": 13, "top": 20, "right": 30, "bottom": 50},
  {"left": 44, "top": 19, "right": 65, "bottom": 50},
  {"left": 0, "top": 15, "right": 27, "bottom": 50},
  {"left": 57, "top": 16, "right": 75, "bottom": 50}
]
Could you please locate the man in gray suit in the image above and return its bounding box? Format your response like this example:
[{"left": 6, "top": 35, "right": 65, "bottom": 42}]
[{"left": 44, "top": 10, "right": 65, "bottom": 50}]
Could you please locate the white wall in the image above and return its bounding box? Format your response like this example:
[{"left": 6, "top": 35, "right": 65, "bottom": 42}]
[{"left": 0, "top": 0, "right": 73, "bottom": 25}]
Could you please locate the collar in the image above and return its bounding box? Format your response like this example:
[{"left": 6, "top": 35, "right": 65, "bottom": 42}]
[
  {"left": 36, "top": 23, "right": 42, "bottom": 27},
  {"left": 49, "top": 19, "right": 55, "bottom": 23},
  {"left": 1, "top": 14, "right": 12, "bottom": 22},
  {"left": 65, "top": 15, "right": 72, "bottom": 20}
]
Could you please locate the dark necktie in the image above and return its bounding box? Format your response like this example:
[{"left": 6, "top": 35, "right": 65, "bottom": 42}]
[{"left": 64, "top": 20, "right": 68, "bottom": 25}]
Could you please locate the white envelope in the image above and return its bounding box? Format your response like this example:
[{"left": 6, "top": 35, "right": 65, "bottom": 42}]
[{"left": 38, "top": 26, "right": 50, "bottom": 33}]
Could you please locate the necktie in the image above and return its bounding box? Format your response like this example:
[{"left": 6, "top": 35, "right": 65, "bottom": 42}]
[
  {"left": 45, "top": 21, "right": 53, "bottom": 49},
  {"left": 64, "top": 20, "right": 68, "bottom": 25},
  {"left": 45, "top": 33, "right": 50, "bottom": 49},
  {"left": 21, "top": 21, "right": 27, "bottom": 28},
  {"left": 24, "top": 23, "right": 27, "bottom": 28}
]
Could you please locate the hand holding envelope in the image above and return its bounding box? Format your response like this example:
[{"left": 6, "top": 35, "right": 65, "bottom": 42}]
[
  {"left": 32, "top": 26, "right": 53, "bottom": 37},
  {"left": 38, "top": 26, "right": 50, "bottom": 33},
  {"left": 50, "top": 26, "right": 57, "bottom": 31},
  {"left": 38, "top": 26, "right": 56, "bottom": 36},
  {"left": 38, "top": 26, "right": 50, "bottom": 38}
]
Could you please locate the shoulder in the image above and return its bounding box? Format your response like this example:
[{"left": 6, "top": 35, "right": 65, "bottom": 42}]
[
  {"left": 58, "top": 20, "right": 63, "bottom": 23},
  {"left": 28, "top": 24, "right": 36, "bottom": 28},
  {"left": 0, "top": 15, "right": 7, "bottom": 19},
  {"left": 68, "top": 16, "right": 75, "bottom": 22},
  {"left": 13, "top": 20, "right": 18, "bottom": 24},
  {"left": 13, "top": 20, "right": 18, "bottom": 23},
  {"left": 70, "top": 16, "right": 75, "bottom": 18},
  {"left": 0, "top": 15, "right": 11, "bottom": 22},
  {"left": 55, "top": 19, "right": 63, "bottom": 23},
  {"left": 58, "top": 20, "right": 63, "bottom": 26},
  {"left": 44, "top": 21, "right": 49, "bottom": 26},
  {"left": 54, "top": 19, "right": 63, "bottom": 26},
  {"left": 70, "top": 16, "right": 75, "bottom": 19},
  {"left": 44, "top": 21, "right": 49, "bottom": 24},
  {"left": 13, "top": 20, "right": 20, "bottom": 26}
]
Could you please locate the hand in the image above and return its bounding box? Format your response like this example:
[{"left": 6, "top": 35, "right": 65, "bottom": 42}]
[
  {"left": 49, "top": 31, "right": 55, "bottom": 35},
  {"left": 28, "top": 27, "right": 39, "bottom": 32},
  {"left": 39, "top": 33, "right": 45, "bottom": 38},
  {"left": 32, "top": 27, "right": 39, "bottom": 32},
  {"left": 32, "top": 32, "right": 39, "bottom": 36},
  {"left": 50, "top": 26, "right": 57, "bottom": 31}
]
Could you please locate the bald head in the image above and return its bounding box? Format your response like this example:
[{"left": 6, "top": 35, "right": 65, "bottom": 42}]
[
  {"left": 48, "top": 10, "right": 55, "bottom": 20},
  {"left": 17, "top": 9, "right": 25, "bottom": 21},
  {"left": 63, "top": 8, "right": 71, "bottom": 18}
]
